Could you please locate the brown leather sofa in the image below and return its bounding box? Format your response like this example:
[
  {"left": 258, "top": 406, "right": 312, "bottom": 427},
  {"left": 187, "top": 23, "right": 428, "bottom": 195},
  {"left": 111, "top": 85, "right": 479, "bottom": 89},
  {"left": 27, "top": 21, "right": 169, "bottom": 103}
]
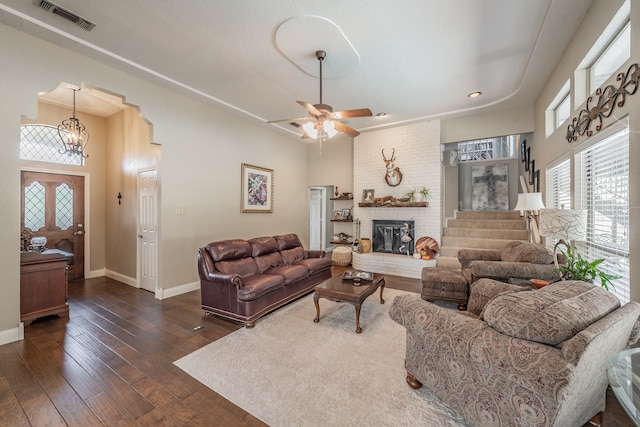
[{"left": 197, "top": 233, "right": 332, "bottom": 327}]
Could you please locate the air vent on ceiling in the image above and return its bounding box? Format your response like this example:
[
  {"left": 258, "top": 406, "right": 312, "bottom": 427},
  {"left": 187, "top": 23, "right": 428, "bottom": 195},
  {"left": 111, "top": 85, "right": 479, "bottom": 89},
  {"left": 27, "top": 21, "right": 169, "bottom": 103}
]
[
  {"left": 289, "top": 122, "right": 301, "bottom": 128},
  {"left": 34, "top": 0, "right": 96, "bottom": 31}
]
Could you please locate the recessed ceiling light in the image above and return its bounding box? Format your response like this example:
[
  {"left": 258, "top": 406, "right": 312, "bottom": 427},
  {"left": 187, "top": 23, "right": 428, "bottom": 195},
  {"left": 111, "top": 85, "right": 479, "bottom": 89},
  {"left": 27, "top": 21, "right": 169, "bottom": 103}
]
[
  {"left": 376, "top": 112, "right": 387, "bottom": 117},
  {"left": 467, "top": 91, "right": 482, "bottom": 98}
]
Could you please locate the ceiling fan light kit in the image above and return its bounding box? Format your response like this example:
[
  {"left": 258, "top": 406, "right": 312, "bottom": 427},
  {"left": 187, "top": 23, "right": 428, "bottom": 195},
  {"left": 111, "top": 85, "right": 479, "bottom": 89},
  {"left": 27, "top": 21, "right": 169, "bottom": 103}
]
[{"left": 268, "top": 50, "right": 372, "bottom": 142}]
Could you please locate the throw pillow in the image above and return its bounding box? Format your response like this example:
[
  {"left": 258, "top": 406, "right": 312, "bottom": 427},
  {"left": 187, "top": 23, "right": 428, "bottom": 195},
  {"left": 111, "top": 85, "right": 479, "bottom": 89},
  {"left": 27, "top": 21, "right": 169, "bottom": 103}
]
[{"left": 501, "top": 241, "right": 554, "bottom": 264}]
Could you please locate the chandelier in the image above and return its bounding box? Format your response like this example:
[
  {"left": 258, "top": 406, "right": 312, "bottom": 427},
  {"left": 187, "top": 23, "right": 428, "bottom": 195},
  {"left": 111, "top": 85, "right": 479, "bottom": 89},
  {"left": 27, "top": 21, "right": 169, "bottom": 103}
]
[{"left": 58, "top": 88, "right": 89, "bottom": 158}]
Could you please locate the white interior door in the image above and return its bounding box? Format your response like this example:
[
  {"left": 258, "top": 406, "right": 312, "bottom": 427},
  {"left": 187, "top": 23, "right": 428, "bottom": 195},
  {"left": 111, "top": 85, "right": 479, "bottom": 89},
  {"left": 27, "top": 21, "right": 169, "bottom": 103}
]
[
  {"left": 138, "top": 169, "right": 158, "bottom": 293},
  {"left": 309, "top": 188, "right": 324, "bottom": 250}
]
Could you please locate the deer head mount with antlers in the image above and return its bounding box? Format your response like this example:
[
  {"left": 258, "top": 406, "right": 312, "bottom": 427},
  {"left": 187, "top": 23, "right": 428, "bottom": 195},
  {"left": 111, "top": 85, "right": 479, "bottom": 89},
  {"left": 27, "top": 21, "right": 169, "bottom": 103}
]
[{"left": 382, "top": 148, "right": 403, "bottom": 187}]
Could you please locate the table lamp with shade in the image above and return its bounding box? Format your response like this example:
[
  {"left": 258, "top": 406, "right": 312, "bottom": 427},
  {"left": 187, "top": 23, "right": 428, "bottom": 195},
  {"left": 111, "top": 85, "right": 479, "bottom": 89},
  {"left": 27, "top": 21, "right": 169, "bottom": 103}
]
[
  {"left": 514, "top": 192, "right": 545, "bottom": 243},
  {"left": 538, "top": 208, "right": 587, "bottom": 271}
]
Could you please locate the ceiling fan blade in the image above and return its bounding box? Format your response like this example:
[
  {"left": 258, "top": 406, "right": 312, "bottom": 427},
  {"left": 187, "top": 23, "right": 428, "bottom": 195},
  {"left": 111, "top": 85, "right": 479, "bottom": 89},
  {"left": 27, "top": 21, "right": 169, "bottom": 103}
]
[
  {"left": 297, "top": 101, "right": 322, "bottom": 116},
  {"left": 267, "top": 117, "right": 311, "bottom": 124},
  {"left": 333, "top": 108, "right": 373, "bottom": 119},
  {"left": 333, "top": 121, "right": 360, "bottom": 137}
]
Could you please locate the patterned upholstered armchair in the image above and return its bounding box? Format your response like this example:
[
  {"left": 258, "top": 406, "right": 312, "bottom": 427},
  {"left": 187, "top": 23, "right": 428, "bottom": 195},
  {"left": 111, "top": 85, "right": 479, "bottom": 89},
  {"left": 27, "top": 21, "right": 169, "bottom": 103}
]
[
  {"left": 390, "top": 279, "right": 640, "bottom": 427},
  {"left": 458, "top": 241, "right": 561, "bottom": 285}
]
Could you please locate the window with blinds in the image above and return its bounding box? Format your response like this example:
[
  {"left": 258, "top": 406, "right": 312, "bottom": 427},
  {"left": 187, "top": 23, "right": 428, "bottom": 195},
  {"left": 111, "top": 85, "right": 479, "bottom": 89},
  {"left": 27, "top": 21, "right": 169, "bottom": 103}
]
[
  {"left": 575, "top": 124, "right": 629, "bottom": 303},
  {"left": 544, "top": 159, "right": 571, "bottom": 251},
  {"left": 545, "top": 159, "right": 571, "bottom": 209}
]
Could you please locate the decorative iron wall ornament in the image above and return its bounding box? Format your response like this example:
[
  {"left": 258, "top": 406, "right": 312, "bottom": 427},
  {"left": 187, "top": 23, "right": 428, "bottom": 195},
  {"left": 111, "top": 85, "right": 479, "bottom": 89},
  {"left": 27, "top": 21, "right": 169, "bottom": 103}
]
[{"left": 566, "top": 63, "right": 639, "bottom": 143}]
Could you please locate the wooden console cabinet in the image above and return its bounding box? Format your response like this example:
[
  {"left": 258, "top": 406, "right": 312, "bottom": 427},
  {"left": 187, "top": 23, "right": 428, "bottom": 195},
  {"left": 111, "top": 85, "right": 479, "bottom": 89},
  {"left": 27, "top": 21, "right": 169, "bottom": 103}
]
[{"left": 20, "top": 252, "right": 69, "bottom": 325}]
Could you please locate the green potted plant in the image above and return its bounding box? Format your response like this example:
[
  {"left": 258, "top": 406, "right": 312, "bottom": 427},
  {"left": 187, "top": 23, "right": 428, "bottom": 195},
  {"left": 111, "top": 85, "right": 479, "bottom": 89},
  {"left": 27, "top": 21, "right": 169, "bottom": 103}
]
[
  {"left": 555, "top": 245, "right": 621, "bottom": 290},
  {"left": 419, "top": 187, "right": 430, "bottom": 201},
  {"left": 403, "top": 188, "right": 414, "bottom": 202}
]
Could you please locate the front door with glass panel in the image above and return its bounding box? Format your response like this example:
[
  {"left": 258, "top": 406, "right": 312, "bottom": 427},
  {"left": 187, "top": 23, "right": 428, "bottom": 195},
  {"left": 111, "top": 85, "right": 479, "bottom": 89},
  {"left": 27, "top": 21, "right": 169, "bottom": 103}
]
[{"left": 21, "top": 171, "right": 85, "bottom": 280}]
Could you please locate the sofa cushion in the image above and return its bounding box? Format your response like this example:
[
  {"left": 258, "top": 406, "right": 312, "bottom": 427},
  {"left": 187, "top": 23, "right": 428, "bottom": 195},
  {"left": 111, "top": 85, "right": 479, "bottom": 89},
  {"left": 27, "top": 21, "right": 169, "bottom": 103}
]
[
  {"left": 248, "top": 236, "right": 280, "bottom": 257},
  {"left": 294, "top": 257, "right": 332, "bottom": 275},
  {"left": 482, "top": 281, "right": 620, "bottom": 346},
  {"left": 266, "top": 264, "right": 309, "bottom": 284},
  {"left": 254, "top": 251, "right": 285, "bottom": 274},
  {"left": 500, "top": 241, "right": 554, "bottom": 264},
  {"left": 215, "top": 257, "right": 259, "bottom": 277},
  {"left": 281, "top": 247, "right": 305, "bottom": 265},
  {"left": 206, "top": 239, "right": 252, "bottom": 262},
  {"left": 274, "top": 233, "right": 302, "bottom": 251},
  {"left": 237, "top": 274, "right": 284, "bottom": 301}
]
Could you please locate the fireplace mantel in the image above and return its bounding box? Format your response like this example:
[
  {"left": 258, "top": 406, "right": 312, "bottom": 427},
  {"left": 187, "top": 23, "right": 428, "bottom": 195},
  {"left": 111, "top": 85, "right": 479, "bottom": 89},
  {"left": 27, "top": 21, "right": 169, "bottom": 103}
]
[{"left": 358, "top": 202, "right": 428, "bottom": 208}]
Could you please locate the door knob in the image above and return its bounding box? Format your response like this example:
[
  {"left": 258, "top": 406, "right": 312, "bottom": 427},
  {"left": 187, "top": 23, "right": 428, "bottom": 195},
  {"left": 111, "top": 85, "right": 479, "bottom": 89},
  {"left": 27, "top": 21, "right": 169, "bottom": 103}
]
[{"left": 73, "top": 230, "right": 84, "bottom": 235}]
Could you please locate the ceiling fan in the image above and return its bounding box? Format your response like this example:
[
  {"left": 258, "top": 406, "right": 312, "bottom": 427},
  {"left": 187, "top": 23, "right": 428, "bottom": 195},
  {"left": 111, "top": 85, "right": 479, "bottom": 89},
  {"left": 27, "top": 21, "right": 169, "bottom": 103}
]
[{"left": 268, "top": 50, "right": 372, "bottom": 140}]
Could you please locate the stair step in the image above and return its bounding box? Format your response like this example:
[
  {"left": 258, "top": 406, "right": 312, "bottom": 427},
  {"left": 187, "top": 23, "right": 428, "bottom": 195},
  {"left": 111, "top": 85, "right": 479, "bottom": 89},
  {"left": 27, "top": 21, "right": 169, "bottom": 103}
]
[
  {"left": 442, "top": 236, "right": 520, "bottom": 250},
  {"left": 443, "top": 228, "right": 528, "bottom": 240},
  {"left": 455, "top": 211, "right": 522, "bottom": 220},
  {"left": 447, "top": 219, "right": 526, "bottom": 230}
]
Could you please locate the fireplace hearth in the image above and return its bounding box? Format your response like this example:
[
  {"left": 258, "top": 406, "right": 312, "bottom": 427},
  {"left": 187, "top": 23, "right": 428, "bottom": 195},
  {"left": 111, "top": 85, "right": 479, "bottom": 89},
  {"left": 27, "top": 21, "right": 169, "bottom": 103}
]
[{"left": 372, "top": 220, "right": 415, "bottom": 255}]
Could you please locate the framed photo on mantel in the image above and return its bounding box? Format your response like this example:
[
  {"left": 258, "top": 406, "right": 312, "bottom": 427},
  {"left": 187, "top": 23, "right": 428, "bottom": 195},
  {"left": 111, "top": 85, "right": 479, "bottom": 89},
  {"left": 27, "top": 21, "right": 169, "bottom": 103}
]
[{"left": 241, "top": 163, "right": 273, "bottom": 213}]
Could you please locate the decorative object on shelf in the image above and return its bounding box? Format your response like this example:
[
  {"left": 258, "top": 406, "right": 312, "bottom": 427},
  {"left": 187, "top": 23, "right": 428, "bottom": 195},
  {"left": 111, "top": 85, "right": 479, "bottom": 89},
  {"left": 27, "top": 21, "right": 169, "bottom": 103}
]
[
  {"left": 403, "top": 188, "right": 414, "bottom": 202},
  {"left": 57, "top": 86, "right": 89, "bottom": 158},
  {"left": 382, "top": 148, "right": 403, "bottom": 187},
  {"left": 514, "top": 192, "right": 545, "bottom": 243},
  {"left": 334, "top": 186, "right": 339, "bottom": 197},
  {"left": 566, "top": 63, "right": 639, "bottom": 143},
  {"left": 415, "top": 236, "right": 439, "bottom": 258},
  {"left": 362, "top": 189, "right": 375, "bottom": 202},
  {"left": 418, "top": 187, "right": 430, "bottom": 201},
  {"left": 538, "top": 208, "right": 587, "bottom": 270},
  {"left": 241, "top": 163, "right": 273, "bottom": 213}
]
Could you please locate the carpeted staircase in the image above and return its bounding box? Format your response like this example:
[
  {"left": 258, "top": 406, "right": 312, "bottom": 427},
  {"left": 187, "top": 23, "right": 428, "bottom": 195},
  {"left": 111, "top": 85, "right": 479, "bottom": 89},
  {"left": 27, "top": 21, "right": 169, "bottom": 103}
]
[{"left": 437, "top": 210, "right": 528, "bottom": 269}]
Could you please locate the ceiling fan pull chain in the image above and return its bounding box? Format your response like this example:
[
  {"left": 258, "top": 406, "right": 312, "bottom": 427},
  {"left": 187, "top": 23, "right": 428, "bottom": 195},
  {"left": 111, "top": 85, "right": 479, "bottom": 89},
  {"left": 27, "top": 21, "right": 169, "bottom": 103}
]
[{"left": 318, "top": 50, "right": 324, "bottom": 105}]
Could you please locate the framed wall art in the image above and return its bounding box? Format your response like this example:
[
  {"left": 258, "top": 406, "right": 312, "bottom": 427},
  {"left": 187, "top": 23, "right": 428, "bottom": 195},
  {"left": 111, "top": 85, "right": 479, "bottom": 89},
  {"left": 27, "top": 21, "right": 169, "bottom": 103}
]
[
  {"left": 241, "top": 163, "right": 273, "bottom": 213},
  {"left": 362, "top": 189, "right": 375, "bottom": 202}
]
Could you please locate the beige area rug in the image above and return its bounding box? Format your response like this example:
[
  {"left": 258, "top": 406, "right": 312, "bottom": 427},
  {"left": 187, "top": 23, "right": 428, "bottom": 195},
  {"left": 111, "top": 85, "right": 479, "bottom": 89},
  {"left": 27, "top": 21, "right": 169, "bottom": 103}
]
[{"left": 174, "top": 288, "right": 470, "bottom": 427}]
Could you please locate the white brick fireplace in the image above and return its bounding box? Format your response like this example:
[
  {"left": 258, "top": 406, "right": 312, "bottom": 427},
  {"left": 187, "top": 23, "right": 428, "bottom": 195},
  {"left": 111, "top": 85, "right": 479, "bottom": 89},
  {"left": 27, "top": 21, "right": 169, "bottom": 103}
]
[{"left": 352, "top": 120, "right": 441, "bottom": 278}]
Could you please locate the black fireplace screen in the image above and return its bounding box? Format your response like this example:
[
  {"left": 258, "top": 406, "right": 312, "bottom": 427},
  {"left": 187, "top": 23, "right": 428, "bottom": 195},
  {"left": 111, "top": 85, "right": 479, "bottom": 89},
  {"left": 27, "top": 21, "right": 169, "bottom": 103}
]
[{"left": 372, "top": 220, "right": 414, "bottom": 255}]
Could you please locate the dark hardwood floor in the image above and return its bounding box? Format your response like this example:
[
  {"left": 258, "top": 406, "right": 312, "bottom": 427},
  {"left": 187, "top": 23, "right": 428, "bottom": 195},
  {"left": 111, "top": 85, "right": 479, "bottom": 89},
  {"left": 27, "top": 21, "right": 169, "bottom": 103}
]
[{"left": 0, "top": 266, "right": 633, "bottom": 426}]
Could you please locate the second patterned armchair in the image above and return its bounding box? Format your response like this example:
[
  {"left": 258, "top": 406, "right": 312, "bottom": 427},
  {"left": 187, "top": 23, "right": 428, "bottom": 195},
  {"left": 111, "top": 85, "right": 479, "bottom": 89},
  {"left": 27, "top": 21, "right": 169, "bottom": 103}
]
[{"left": 458, "top": 240, "right": 561, "bottom": 285}]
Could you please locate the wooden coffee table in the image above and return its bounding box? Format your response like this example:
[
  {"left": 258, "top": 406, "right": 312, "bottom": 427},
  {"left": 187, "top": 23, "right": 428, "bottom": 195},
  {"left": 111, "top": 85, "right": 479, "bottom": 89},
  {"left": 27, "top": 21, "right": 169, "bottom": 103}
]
[{"left": 313, "top": 273, "right": 385, "bottom": 333}]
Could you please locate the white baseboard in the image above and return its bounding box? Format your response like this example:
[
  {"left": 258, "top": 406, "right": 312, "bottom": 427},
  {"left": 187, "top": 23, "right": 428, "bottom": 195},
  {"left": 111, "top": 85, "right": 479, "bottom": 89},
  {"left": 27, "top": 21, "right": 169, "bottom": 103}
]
[
  {"left": 0, "top": 323, "right": 24, "bottom": 345},
  {"left": 86, "top": 268, "right": 105, "bottom": 279},
  {"left": 105, "top": 270, "right": 138, "bottom": 287},
  {"left": 157, "top": 281, "right": 200, "bottom": 300}
]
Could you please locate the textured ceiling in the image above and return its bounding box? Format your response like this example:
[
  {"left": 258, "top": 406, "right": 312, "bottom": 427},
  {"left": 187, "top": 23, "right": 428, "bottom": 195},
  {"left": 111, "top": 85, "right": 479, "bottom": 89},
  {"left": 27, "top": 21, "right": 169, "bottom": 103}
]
[{"left": 0, "top": 0, "right": 593, "bottom": 140}]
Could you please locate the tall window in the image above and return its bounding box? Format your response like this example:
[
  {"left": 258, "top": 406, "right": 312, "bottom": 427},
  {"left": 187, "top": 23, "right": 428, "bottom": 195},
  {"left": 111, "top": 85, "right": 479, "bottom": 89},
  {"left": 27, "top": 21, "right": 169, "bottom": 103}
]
[
  {"left": 545, "top": 159, "right": 571, "bottom": 210},
  {"left": 20, "top": 124, "right": 83, "bottom": 166},
  {"left": 544, "top": 159, "right": 571, "bottom": 251},
  {"left": 575, "top": 122, "right": 629, "bottom": 303},
  {"left": 554, "top": 94, "right": 570, "bottom": 129},
  {"left": 589, "top": 21, "right": 630, "bottom": 93}
]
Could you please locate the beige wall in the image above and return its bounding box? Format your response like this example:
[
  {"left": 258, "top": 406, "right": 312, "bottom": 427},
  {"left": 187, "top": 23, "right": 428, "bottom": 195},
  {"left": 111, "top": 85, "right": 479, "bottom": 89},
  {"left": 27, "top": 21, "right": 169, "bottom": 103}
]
[
  {"left": 0, "top": 23, "right": 310, "bottom": 342},
  {"left": 105, "top": 107, "right": 159, "bottom": 280}
]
